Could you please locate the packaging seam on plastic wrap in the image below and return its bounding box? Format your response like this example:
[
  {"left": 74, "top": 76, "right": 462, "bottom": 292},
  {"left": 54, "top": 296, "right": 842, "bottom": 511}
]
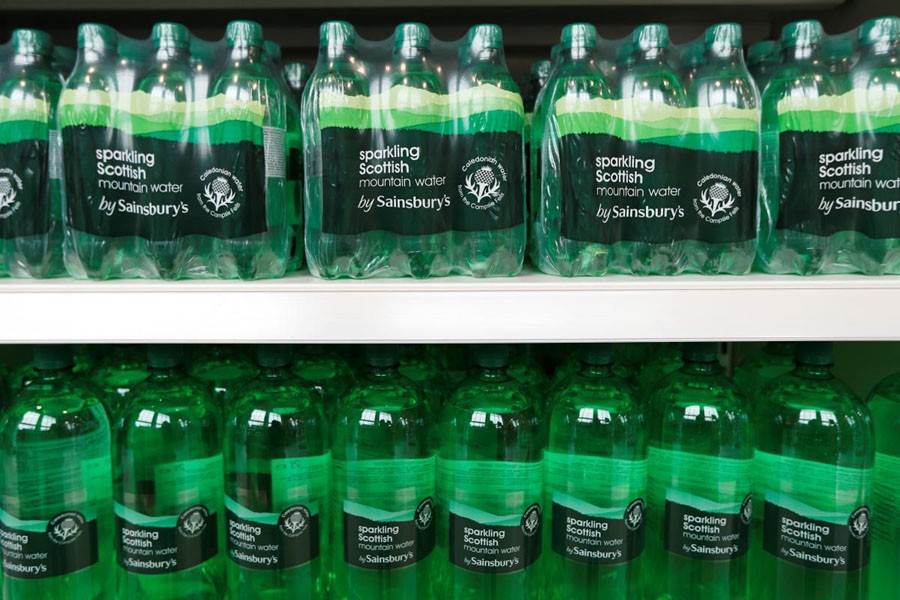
[
  {"left": 303, "top": 21, "right": 526, "bottom": 280},
  {"left": 59, "top": 21, "right": 294, "bottom": 280}
]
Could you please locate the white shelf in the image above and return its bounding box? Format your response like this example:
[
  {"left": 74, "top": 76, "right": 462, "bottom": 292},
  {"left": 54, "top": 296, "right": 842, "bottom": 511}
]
[
  {"left": 0, "top": 271, "right": 896, "bottom": 343},
  {"left": 0, "top": 0, "right": 844, "bottom": 8}
]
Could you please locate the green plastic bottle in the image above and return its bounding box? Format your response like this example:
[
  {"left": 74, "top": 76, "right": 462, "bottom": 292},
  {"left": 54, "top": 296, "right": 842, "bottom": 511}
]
[
  {"left": 388, "top": 23, "right": 450, "bottom": 279},
  {"left": 399, "top": 344, "right": 450, "bottom": 417},
  {"left": 114, "top": 345, "right": 224, "bottom": 599},
  {"left": 436, "top": 344, "right": 543, "bottom": 600},
  {"left": 508, "top": 346, "right": 550, "bottom": 409},
  {"left": 189, "top": 346, "right": 258, "bottom": 414},
  {"left": 752, "top": 342, "right": 873, "bottom": 600},
  {"left": 332, "top": 345, "right": 436, "bottom": 599},
  {"left": 617, "top": 24, "right": 687, "bottom": 275},
  {"left": 533, "top": 24, "right": 614, "bottom": 276},
  {"left": 866, "top": 365, "right": 900, "bottom": 600},
  {"left": 0, "top": 29, "right": 66, "bottom": 278},
  {"left": 746, "top": 40, "right": 779, "bottom": 94},
  {"left": 224, "top": 345, "right": 330, "bottom": 599},
  {"left": 292, "top": 345, "right": 356, "bottom": 423},
  {"left": 638, "top": 343, "right": 682, "bottom": 401},
  {"left": 543, "top": 344, "right": 646, "bottom": 600},
  {"left": 265, "top": 41, "right": 304, "bottom": 273},
  {"left": 646, "top": 343, "right": 753, "bottom": 599},
  {"left": 453, "top": 24, "right": 525, "bottom": 277},
  {"left": 732, "top": 342, "right": 795, "bottom": 406},
  {"left": 134, "top": 23, "right": 193, "bottom": 279},
  {"left": 209, "top": 21, "right": 288, "bottom": 280},
  {"left": 0, "top": 345, "right": 114, "bottom": 599},
  {"left": 757, "top": 20, "right": 839, "bottom": 275},
  {"left": 90, "top": 344, "right": 149, "bottom": 417}
]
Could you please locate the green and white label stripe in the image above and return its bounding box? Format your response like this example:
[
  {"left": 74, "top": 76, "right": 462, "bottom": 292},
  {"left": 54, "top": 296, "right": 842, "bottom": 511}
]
[
  {"left": 115, "top": 502, "right": 183, "bottom": 528},
  {"left": 0, "top": 506, "right": 98, "bottom": 531},
  {"left": 545, "top": 451, "right": 646, "bottom": 507},
  {"left": 649, "top": 447, "right": 752, "bottom": 503},
  {"left": 343, "top": 500, "right": 414, "bottom": 522},
  {"left": 58, "top": 89, "right": 268, "bottom": 143},
  {"left": 225, "top": 495, "right": 319, "bottom": 525},
  {"left": 552, "top": 491, "right": 627, "bottom": 519},
  {"left": 666, "top": 489, "right": 743, "bottom": 514},
  {"left": 317, "top": 84, "right": 524, "bottom": 133},
  {"left": 777, "top": 89, "right": 900, "bottom": 134},
  {"left": 448, "top": 500, "right": 522, "bottom": 526},
  {"left": 0, "top": 95, "right": 51, "bottom": 143},
  {"left": 553, "top": 95, "right": 759, "bottom": 153},
  {"left": 755, "top": 450, "right": 872, "bottom": 516}
]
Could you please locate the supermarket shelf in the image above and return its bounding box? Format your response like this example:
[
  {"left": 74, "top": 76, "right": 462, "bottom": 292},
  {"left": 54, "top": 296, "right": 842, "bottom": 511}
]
[
  {"left": 0, "top": 271, "right": 896, "bottom": 343},
  {"left": 0, "top": 0, "right": 844, "bottom": 8}
]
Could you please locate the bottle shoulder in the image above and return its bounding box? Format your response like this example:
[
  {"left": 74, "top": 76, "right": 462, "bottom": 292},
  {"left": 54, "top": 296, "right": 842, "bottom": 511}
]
[
  {"left": 3, "top": 379, "right": 109, "bottom": 439},
  {"left": 759, "top": 372, "right": 868, "bottom": 418}
]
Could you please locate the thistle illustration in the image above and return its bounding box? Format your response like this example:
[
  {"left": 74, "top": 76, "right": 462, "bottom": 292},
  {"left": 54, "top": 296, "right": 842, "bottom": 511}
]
[
  {"left": 183, "top": 511, "right": 205, "bottom": 535},
  {"left": 53, "top": 517, "right": 80, "bottom": 541},
  {"left": 203, "top": 176, "right": 236, "bottom": 211},
  {"left": 464, "top": 166, "right": 501, "bottom": 203},
  {"left": 524, "top": 509, "right": 539, "bottom": 535},
  {"left": 852, "top": 512, "right": 869, "bottom": 537},
  {"left": 0, "top": 177, "right": 17, "bottom": 211},
  {"left": 699, "top": 182, "right": 735, "bottom": 217},
  {"left": 417, "top": 503, "right": 432, "bottom": 529},
  {"left": 283, "top": 511, "right": 307, "bottom": 535},
  {"left": 627, "top": 504, "right": 643, "bottom": 529}
]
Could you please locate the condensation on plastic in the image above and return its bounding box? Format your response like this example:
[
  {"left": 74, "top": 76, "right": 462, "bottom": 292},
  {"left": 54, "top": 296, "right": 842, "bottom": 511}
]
[
  {"left": 0, "top": 29, "right": 67, "bottom": 278},
  {"left": 533, "top": 23, "right": 760, "bottom": 277},
  {"left": 757, "top": 17, "right": 900, "bottom": 275},
  {"left": 59, "top": 22, "right": 290, "bottom": 280},
  {"left": 303, "top": 22, "right": 526, "bottom": 280}
]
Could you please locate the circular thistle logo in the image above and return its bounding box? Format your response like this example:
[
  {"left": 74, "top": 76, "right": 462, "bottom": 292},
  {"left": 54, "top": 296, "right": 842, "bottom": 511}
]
[
  {"left": 693, "top": 173, "right": 741, "bottom": 224},
  {"left": 198, "top": 168, "right": 244, "bottom": 218},
  {"left": 415, "top": 497, "right": 434, "bottom": 531},
  {"left": 521, "top": 503, "right": 541, "bottom": 537},
  {"left": 177, "top": 505, "right": 209, "bottom": 538},
  {"left": 0, "top": 169, "right": 24, "bottom": 219},
  {"left": 279, "top": 505, "right": 311, "bottom": 538},
  {"left": 47, "top": 511, "right": 86, "bottom": 545},
  {"left": 625, "top": 499, "right": 645, "bottom": 531},
  {"left": 459, "top": 157, "right": 507, "bottom": 210},
  {"left": 849, "top": 507, "right": 870, "bottom": 539}
]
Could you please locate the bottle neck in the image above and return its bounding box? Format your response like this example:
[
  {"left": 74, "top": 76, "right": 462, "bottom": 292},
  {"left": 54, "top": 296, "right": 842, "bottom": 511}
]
[
  {"left": 579, "top": 362, "right": 614, "bottom": 379},
  {"left": 14, "top": 52, "right": 51, "bottom": 67},
  {"left": 366, "top": 364, "right": 400, "bottom": 380},
  {"left": 469, "top": 48, "right": 503, "bottom": 66},
  {"left": 706, "top": 46, "right": 743, "bottom": 64},
  {"left": 477, "top": 365, "right": 509, "bottom": 382},
  {"left": 153, "top": 46, "right": 189, "bottom": 63},
  {"left": 636, "top": 47, "right": 667, "bottom": 64},
  {"left": 859, "top": 40, "right": 896, "bottom": 58},
  {"left": 681, "top": 359, "right": 720, "bottom": 376},
  {"left": 782, "top": 44, "right": 820, "bottom": 64},
  {"left": 149, "top": 364, "right": 185, "bottom": 379},
  {"left": 563, "top": 45, "right": 594, "bottom": 62},
  {"left": 33, "top": 366, "right": 74, "bottom": 382},
  {"left": 793, "top": 362, "right": 833, "bottom": 380},
  {"left": 229, "top": 44, "right": 261, "bottom": 62},
  {"left": 396, "top": 46, "right": 428, "bottom": 61},
  {"left": 260, "top": 364, "right": 291, "bottom": 378}
]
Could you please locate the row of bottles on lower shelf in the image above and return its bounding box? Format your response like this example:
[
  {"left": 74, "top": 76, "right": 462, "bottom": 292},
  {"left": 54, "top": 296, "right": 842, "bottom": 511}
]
[{"left": 0, "top": 341, "right": 895, "bottom": 599}]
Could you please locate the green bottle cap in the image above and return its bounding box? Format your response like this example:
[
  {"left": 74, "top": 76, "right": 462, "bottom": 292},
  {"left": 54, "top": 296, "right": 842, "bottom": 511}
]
[
  {"left": 467, "top": 24, "right": 503, "bottom": 52},
  {"left": 366, "top": 344, "right": 399, "bottom": 368},
  {"left": 33, "top": 345, "right": 73, "bottom": 371},
  {"left": 531, "top": 59, "right": 552, "bottom": 79},
  {"left": 12, "top": 29, "right": 53, "bottom": 56},
  {"left": 257, "top": 344, "right": 293, "bottom": 368},
  {"left": 226, "top": 20, "right": 264, "bottom": 48},
  {"left": 579, "top": 344, "right": 614, "bottom": 366},
  {"left": 52, "top": 46, "right": 76, "bottom": 69},
  {"left": 560, "top": 24, "right": 597, "bottom": 50},
  {"left": 394, "top": 23, "right": 431, "bottom": 50},
  {"left": 320, "top": 21, "right": 356, "bottom": 48},
  {"left": 747, "top": 40, "right": 778, "bottom": 65},
  {"left": 264, "top": 40, "right": 282, "bottom": 63},
  {"left": 151, "top": 22, "right": 190, "bottom": 50},
  {"left": 705, "top": 23, "right": 742, "bottom": 52},
  {"left": 683, "top": 342, "right": 719, "bottom": 363},
  {"left": 858, "top": 16, "right": 900, "bottom": 46},
  {"left": 795, "top": 342, "right": 833, "bottom": 366},
  {"left": 147, "top": 344, "right": 185, "bottom": 369},
  {"left": 633, "top": 24, "right": 669, "bottom": 51},
  {"left": 284, "top": 62, "right": 312, "bottom": 89},
  {"left": 472, "top": 344, "right": 510, "bottom": 369},
  {"left": 780, "top": 20, "right": 824, "bottom": 48},
  {"left": 78, "top": 23, "right": 117, "bottom": 51}
]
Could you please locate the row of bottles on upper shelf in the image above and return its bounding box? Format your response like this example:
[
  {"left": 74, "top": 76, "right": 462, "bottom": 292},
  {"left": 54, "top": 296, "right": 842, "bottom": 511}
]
[
  {"left": 0, "top": 16, "right": 896, "bottom": 279},
  {"left": 0, "top": 341, "right": 898, "bottom": 599}
]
